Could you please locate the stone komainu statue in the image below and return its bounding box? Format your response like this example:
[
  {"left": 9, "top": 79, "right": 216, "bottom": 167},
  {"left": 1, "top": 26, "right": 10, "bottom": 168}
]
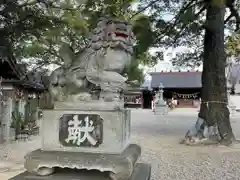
[{"left": 49, "top": 17, "right": 135, "bottom": 102}]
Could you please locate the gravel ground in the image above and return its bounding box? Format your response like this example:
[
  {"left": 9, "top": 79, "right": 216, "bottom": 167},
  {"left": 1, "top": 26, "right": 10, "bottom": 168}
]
[
  {"left": 1, "top": 108, "right": 240, "bottom": 180},
  {"left": 131, "top": 109, "right": 240, "bottom": 180}
]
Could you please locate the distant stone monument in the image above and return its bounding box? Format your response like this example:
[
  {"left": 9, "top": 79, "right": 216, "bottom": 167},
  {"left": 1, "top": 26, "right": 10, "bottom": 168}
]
[
  {"left": 154, "top": 83, "right": 168, "bottom": 115},
  {"left": 10, "top": 17, "right": 151, "bottom": 180},
  {"left": 227, "top": 88, "right": 236, "bottom": 116}
]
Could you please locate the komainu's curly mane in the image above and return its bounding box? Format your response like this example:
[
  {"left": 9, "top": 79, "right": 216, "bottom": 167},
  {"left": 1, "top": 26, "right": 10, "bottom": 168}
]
[{"left": 50, "top": 16, "right": 135, "bottom": 102}]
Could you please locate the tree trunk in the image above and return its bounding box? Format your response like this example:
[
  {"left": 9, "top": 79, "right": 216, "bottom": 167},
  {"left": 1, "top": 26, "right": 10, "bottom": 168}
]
[{"left": 182, "top": 0, "right": 235, "bottom": 145}]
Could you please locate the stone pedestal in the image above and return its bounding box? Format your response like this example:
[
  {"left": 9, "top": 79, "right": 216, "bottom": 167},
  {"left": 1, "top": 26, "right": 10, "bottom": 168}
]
[
  {"left": 9, "top": 163, "right": 151, "bottom": 180},
  {"left": 24, "top": 144, "right": 141, "bottom": 179},
  {"left": 41, "top": 102, "right": 131, "bottom": 154},
  {"left": 153, "top": 83, "right": 168, "bottom": 115},
  {"left": 154, "top": 100, "right": 168, "bottom": 115},
  {"left": 10, "top": 101, "right": 149, "bottom": 180}
]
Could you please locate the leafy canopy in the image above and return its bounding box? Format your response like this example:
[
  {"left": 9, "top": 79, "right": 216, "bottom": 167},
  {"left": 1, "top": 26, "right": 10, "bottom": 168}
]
[
  {"left": 226, "top": 31, "right": 240, "bottom": 58},
  {"left": 1, "top": 0, "right": 158, "bottom": 84},
  {"left": 134, "top": 0, "right": 240, "bottom": 67}
]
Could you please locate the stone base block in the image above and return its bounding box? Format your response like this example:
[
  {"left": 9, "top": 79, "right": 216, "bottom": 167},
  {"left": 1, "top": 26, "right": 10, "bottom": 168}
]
[
  {"left": 41, "top": 103, "right": 131, "bottom": 154},
  {"left": 24, "top": 144, "right": 141, "bottom": 180},
  {"left": 9, "top": 163, "right": 151, "bottom": 180},
  {"left": 154, "top": 105, "right": 168, "bottom": 115}
]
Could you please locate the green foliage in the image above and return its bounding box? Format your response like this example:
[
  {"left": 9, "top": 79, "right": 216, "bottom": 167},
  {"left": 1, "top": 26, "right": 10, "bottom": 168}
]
[
  {"left": 11, "top": 111, "right": 24, "bottom": 129},
  {"left": 11, "top": 100, "right": 23, "bottom": 128},
  {"left": 135, "top": 0, "right": 239, "bottom": 68},
  {"left": 226, "top": 31, "right": 240, "bottom": 57},
  {"left": 11, "top": 107, "right": 25, "bottom": 140},
  {"left": 10, "top": 1, "right": 89, "bottom": 66},
  {"left": 126, "top": 61, "right": 145, "bottom": 84},
  {"left": 2, "top": 0, "right": 240, "bottom": 79},
  {"left": 82, "top": 0, "right": 136, "bottom": 20},
  {"left": 132, "top": 15, "right": 156, "bottom": 57},
  {"left": 125, "top": 53, "right": 154, "bottom": 84},
  {"left": 1, "top": 0, "right": 157, "bottom": 82}
]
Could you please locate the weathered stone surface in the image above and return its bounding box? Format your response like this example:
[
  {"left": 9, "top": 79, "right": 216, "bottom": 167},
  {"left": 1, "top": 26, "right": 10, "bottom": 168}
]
[
  {"left": 153, "top": 83, "right": 168, "bottom": 115},
  {"left": 154, "top": 105, "right": 168, "bottom": 115},
  {"left": 49, "top": 17, "right": 135, "bottom": 102},
  {"left": 24, "top": 144, "right": 141, "bottom": 180},
  {"left": 54, "top": 101, "right": 124, "bottom": 111},
  {"left": 154, "top": 96, "right": 168, "bottom": 115},
  {"left": 9, "top": 170, "right": 111, "bottom": 180},
  {"left": 41, "top": 104, "right": 131, "bottom": 154},
  {"left": 9, "top": 163, "right": 151, "bottom": 180},
  {"left": 130, "top": 163, "right": 151, "bottom": 180}
]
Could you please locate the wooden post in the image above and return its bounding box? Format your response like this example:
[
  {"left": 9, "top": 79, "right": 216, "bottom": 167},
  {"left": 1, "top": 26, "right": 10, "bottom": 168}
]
[
  {"left": 4, "top": 97, "right": 12, "bottom": 143},
  {"left": 0, "top": 101, "right": 4, "bottom": 143}
]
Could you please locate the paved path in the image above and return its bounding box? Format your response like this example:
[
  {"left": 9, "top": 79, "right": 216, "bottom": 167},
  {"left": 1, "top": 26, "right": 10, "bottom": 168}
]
[
  {"left": 0, "top": 136, "right": 41, "bottom": 179},
  {"left": 2, "top": 109, "right": 240, "bottom": 180}
]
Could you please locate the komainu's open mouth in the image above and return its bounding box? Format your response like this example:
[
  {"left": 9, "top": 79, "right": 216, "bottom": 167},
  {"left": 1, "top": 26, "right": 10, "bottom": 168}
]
[
  {"left": 114, "top": 32, "right": 128, "bottom": 38},
  {"left": 108, "top": 32, "right": 129, "bottom": 38}
]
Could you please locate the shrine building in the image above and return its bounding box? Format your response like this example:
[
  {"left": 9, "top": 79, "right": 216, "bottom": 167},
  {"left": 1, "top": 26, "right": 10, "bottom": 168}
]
[
  {"left": 0, "top": 58, "right": 47, "bottom": 143},
  {"left": 141, "top": 71, "right": 202, "bottom": 109}
]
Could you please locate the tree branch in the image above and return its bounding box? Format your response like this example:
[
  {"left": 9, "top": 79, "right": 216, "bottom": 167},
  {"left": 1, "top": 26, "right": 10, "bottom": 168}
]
[
  {"left": 35, "top": 0, "right": 83, "bottom": 11},
  {"left": 173, "top": 5, "right": 206, "bottom": 43},
  {"left": 225, "top": 14, "right": 234, "bottom": 24},
  {"left": 154, "top": 0, "right": 205, "bottom": 46},
  {"left": 18, "top": 0, "right": 38, "bottom": 7},
  {"left": 130, "top": 0, "right": 160, "bottom": 19},
  {"left": 19, "top": 58, "right": 61, "bottom": 81},
  {"left": 226, "top": 0, "right": 240, "bottom": 31}
]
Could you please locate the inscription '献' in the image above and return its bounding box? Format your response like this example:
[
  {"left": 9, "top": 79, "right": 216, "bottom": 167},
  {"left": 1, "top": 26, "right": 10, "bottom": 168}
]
[
  {"left": 65, "top": 115, "right": 97, "bottom": 146},
  {"left": 59, "top": 114, "right": 103, "bottom": 147}
]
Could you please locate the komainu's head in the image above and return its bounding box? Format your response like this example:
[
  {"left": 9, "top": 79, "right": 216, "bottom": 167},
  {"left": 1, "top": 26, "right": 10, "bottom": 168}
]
[{"left": 90, "top": 16, "right": 135, "bottom": 55}]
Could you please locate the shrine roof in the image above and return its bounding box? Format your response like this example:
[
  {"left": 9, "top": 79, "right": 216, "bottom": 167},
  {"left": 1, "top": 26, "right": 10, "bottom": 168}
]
[
  {"left": 2, "top": 79, "right": 46, "bottom": 92},
  {"left": 150, "top": 71, "right": 202, "bottom": 88},
  {"left": 0, "top": 61, "right": 46, "bottom": 92}
]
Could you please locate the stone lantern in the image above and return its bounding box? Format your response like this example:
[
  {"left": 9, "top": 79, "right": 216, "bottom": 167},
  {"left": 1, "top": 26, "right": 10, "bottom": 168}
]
[
  {"left": 158, "top": 83, "right": 164, "bottom": 101},
  {"left": 154, "top": 83, "right": 168, "bottom": 115}
]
